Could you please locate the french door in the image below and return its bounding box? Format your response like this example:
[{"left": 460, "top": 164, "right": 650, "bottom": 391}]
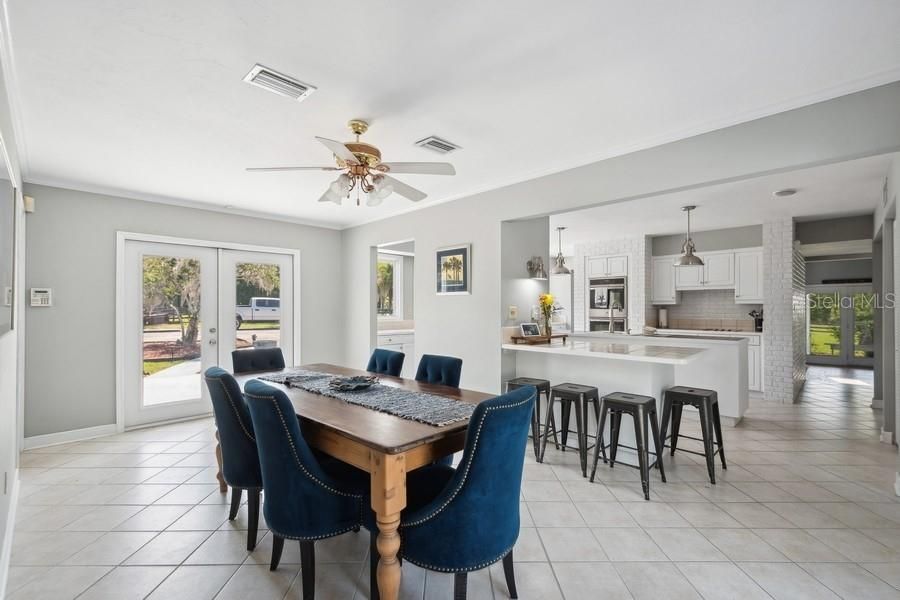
[
  {"left": 806, "top": 285, "right": 874, "bottom": 367},
  {"left": 120, "top": 237, "right": 296, "bottom": 428}
]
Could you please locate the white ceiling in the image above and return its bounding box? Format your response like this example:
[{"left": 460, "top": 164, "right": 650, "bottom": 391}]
[
  {"left": 550, "top": 153, "right": 895, "bottom": 253},
  {"left": 6, "top": 1, "right": 900, "bottom": 228}
]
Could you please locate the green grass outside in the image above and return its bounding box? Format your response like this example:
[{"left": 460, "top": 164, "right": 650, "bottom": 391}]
[
  {"left": 237, "top": 321, "right": 280, "bottom": 331},
  {"left": 143, "top": 360, "right": 181, "bottom": 376}
]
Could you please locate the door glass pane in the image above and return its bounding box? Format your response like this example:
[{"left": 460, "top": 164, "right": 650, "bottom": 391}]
[
  {"left": 142, "top": 256, "right": 202, "bottom": 406},
  {"left": 852, "top": 292, "right": 875, "bottom": 359},
  {"left": 376, "top": 257, "right": 397, "bottom": 317},
  {"left": 234, "top": 262, "right": 281, "bottom": 351},
  {"left": 808, "top": 292, "right": 841, "bottom": 357}
]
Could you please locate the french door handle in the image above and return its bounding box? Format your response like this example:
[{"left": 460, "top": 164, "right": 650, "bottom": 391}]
[{"left": 209, "top": 339, "right": 217, "bottom": 345}]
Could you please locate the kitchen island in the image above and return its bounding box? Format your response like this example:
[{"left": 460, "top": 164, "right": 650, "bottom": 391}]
[{"left": 501, "top": 332, "right": 748, "bottom": 426}]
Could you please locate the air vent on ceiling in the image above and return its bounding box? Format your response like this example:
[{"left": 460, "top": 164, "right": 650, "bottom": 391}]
[
  {"left": 243, "top": 64, "right": 316, "bottom": 102},
  {"left": 415, "top": 135, "right": 460, "bottom": 154}
]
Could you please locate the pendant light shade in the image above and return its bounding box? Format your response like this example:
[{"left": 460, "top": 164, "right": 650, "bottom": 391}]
[
  {"left": 674, "top": 205, "right": 704, "bottom": 267},
  {"left": 551, "top": 226, "right": 572, "bottom": 275}
]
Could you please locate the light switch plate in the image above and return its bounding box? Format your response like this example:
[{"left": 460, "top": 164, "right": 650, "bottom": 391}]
[{"left": 508, "top": 305, "right": 518, "bottom": 319}]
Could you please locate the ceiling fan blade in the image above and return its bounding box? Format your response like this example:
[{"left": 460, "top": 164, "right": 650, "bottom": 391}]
[
  {"left": 381, "top": 162, "right": 456, "bottom": 176},
  {"left": 315, "top": 137, "right": 359, "bottom": 164},
  {"left": 382, "top": 175, "right": 427, "bottom": 202},
  {"left": 246, "top": 166, "right": 340, "bottom": 172}
]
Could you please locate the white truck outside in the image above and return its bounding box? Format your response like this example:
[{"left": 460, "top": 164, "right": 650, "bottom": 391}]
[{"left": 236, "top": 297, "right": 280, "bottom": 328}]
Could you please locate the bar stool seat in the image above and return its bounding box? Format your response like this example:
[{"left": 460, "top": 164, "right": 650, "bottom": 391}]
[
  {"left": 541, "top": 383, "right": 600, "bottom": 477},
  {"left": 660, "top": 386, "right": 726, "bottom": 484},
  {"left": 590, "top": 392, "right": 666, "bottom": 500},
  {"left": 507, "top": 377, "right": 555, "bottom": 461}
]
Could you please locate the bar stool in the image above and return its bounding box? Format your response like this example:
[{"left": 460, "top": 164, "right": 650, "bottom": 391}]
[
  {"left": 660, "top": 386, "right": 726, "bottom": 484},
  {"left": 506, "top": 377, "right": 556, "bottom": 461},
  {"left": 541, "top": 383, "right": 600, "bottom": 477},
  {"left": 590, "top": 392, "right": 666, "bottom": 500}
]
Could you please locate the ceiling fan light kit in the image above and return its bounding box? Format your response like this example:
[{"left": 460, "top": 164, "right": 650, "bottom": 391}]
[{"left": 248, "top": 119, "right": 456, "bottom": 207}]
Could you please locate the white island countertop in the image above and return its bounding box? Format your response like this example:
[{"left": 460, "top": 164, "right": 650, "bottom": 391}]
[{"left": 501, "top": 338, "right": 706, "bottom": 365}]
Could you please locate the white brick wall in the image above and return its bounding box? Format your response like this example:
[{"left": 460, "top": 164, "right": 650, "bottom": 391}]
[
  {"left": 763, "top": 219, "right": 807, "bottom": 402},
  {"left": 573, "top": 237, "right": 647, "bottom": 332}
]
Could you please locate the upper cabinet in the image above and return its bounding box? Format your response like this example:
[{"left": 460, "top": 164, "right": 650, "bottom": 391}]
[
  {"left": 587, "top": 254, "right": 628, "bottom": 278},
  {"left": 734, "top": 248, "right": 764, "bottom": 304},
  {"left": 650, "top": 256, "right": 678, "bottom": 304},
  {"left": 651, "top": 247, "right": 763, "bottom": 304}
]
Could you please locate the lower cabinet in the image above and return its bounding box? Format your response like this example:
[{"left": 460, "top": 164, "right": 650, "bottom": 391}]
[
  {"left": 748, "top": 343, "right": 762, "bottom": 392},
  {"left": 376, "top": 333, "right": 415, "bottom": 379}
]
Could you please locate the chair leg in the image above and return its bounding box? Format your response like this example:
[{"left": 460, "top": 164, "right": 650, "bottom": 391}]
[
  {"left": 502, "top": 550, "right": 518, "bottom": 599},
  {"left": 228, "top": 487, "right": 243, "bottom": 520},
  {"left": 649, "top": 409, "right": 667, "bottom": 483},
  {"left": 247, "top": 489, "right": 260, "bottom": 551},
  {"left": 712, "top": 402, "right": 727, "bottom": 469},
  {"left": 697, "top": 402, "right": 716, "bottom": 484},
  {"left": 590, "top": 400, "right": 608, "bottom": 482},
  {"left": 300, "top": 540, "right": 316, "bottom": 600},
  {"left": 574, "top": 396, "right": 586, "bottom": 477},
  {"left": 635, "top": 409, "right": 650, "bottom": 501},
  {"left": 560, "top": 398, "right": 571, "bottom": 450},
  {"left": 453, "top": 572, "right": 468, "bottom": 600},
  {"left": 270, "top": 534, "right": 284, "bottom": 571},
  {"left": 529, "top": 393, "right": 540, "bottom": 461},
  {"left": 609, "top": 412, "right": 622, "bottom": 468},
  {"left": 670, "top": 404, "right": 683, "bottom": 456},
  {"left": 549, "top": 404, "right": 560, "bottom": 450},
  {"left": 369, "top": 532, "right": 380, "bottom": 600},
  {"left": 539, "top": 395, "right": 557, "bottom": 463}
]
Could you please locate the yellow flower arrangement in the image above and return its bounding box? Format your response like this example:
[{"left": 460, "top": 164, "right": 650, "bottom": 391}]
[{"left": 538, "top": 293, "right": 555, "bottom": 336}]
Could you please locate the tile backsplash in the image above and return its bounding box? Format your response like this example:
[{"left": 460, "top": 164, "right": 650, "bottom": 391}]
[{"left": 650, "top": 289, "right": 761, "bottom": 330}]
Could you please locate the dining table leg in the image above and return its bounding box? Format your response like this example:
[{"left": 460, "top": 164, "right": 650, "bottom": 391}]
[
  {"left": 214, "top": 430, "right": 227, "bottom": 493},
  {"left": 370, "top": 451, "right": 407, "bottom": 600}
]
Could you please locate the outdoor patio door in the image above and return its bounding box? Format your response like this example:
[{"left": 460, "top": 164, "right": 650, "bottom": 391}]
[
  {"left": 121, "top": 238, "right": 296, "bottom": 429},
  {"left": 806, "top": 285, "right": 875, "bottom": 367}
]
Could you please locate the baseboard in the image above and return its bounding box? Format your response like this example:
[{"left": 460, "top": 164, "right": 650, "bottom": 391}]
[
  {"left": 721, "top": 416, "right": 743, "bottom": 427},
  {"left": 0, "top": 469, "right": 19, "bottom": 600},
  {"left": 23, "top": 423, "right": 118, "bottom": 450},
  {"left": 870, "top": 397, "right": 883, "bottom": 409},
  {"left": 880, "top": 429, "right": 894, "bottom": 445}
]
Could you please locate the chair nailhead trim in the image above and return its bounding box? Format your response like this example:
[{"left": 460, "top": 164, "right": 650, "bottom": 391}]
[
  {"left": 245, "top": 391, "right": 363, "bottom": 501},
  {"left": 403, "top": 391, "right": 535, "bottom": 528},
  {"left": 403, "top": 545, "right": 514, "bottom": 574},
  {"left": 207, "top": 375, "right": 255, "bottom": 442},
  {"left": 270, "top": 524, "right": 359, "bottom": 542}
]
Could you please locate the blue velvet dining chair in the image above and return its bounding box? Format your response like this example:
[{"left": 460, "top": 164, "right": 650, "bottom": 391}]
[
  {"left": 243, "top": 379, "right": 368, "bottom": 600},
  {"left": 366, "top": 348, "right": 405, "bottom": 377},
  {"left": 415, "top": 354, "right": 463, "bottom": 388},
  {"left": 203, "top": 367, "right": 263, "bottom": 551},
  {"left": 366, "top": 385, "right": 535, "bottom": 600},
  {"left": 231, "top": 347, "right": 286, "bottom": 373}
]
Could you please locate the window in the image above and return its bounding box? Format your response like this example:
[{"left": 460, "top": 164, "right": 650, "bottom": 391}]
[{"left": 376, "top": 254, "right": 403, "bottom": 320}]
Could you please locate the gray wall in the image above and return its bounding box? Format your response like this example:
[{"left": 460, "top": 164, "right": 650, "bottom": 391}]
[
  {"left": 341, "top": 83, "right": 900, "bottom": 396},
  {"left": 796, "top": 215, "right": 874, "bottom": 244},
  {"left": 652, "top": 225, "right": 762, "bottom": 256},
  {"left": 805, "top": 258, "right": 873, "bottom": 284},
  {"left": 501, "top": 218, "right": 550, "bottom": 327},
  {"left": 23, "top": 184, "right": 344, "bottom": 438}
]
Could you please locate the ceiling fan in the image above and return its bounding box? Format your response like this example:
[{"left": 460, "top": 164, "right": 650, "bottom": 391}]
[{"left": 246, "top": 119, "right": 456, "bottom": 206}]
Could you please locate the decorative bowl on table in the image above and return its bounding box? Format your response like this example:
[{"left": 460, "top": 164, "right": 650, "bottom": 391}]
[{"left": 328, "top": 375, "right": 378, "bottom": 391}]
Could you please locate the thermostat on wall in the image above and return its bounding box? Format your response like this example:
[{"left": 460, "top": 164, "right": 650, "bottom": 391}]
[{"left": 30, "top": 288, "right": 52, "bottom": 307}]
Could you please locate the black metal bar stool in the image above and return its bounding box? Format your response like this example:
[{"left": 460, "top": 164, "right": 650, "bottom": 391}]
[
  {"left": 659, "top": 386, "right": 726, "bottom": 484},
  {"left": 540, "top": 383, "right": 600, "bottom": 476},
  {"left": 590, "top": 392, "right": 666, "bottom": 500},
  {"left": 506, "top": 377, "right": 556, "bottom": 461}
]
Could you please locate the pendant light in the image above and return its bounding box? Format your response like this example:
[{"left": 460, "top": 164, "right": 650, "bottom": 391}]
[
  {"left": 551, "top": 226, "right": 572, "bottom": 275},
  {"left": 674, "top": 205, "right": 704, "bottom": 266}
]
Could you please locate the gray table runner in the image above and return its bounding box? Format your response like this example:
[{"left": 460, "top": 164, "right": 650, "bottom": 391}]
[{"left": 258, "top": 370, "right": 475, "bottom": 427}]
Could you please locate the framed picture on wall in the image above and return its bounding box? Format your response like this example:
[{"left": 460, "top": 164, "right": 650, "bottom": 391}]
[{"left": 436, "top": 244, "right": 471, "bottom": 295}]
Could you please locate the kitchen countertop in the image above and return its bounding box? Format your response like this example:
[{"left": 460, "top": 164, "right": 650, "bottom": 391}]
[
  {"left": 654, "top": 328, "right": 762, "bottom": 336},
  {"left": 501, "top": 338, "right": 706, "bottom": 365}
]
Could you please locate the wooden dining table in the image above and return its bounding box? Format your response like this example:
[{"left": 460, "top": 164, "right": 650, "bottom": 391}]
[{"left": 228, "top": 363, "right": 492, "bottom": 600}]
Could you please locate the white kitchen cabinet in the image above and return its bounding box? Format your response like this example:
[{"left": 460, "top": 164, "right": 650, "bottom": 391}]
[
  {"left": 376, "top": 332, "right": 415, "bottom": 378},
  {"left": 655, "top": 329, "right": 763, "bottom": 393},
  {"left": 673, "top": 251, "right": 734, "bottom": 290},
  {"left": 650, "top": 256, "right": 678, "bottom": 304},
  {"left": 734, "top": 248, "right": 764, "bottom": 303},
  {"left": 587, "top": 254, "right": 628, "bottom": 278},
  {"left": 748, "top": 343, "right": 762, "bottom": 392}
]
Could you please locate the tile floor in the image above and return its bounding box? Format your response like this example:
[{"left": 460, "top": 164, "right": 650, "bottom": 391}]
[{"left": 6, "top": 366, "right": 900, "bottom": 599}]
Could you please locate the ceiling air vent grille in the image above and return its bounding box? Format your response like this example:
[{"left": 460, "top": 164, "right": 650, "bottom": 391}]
[
  {"left": 415, "top": 135, "right": 460, "bottom": 154},
  {"left": 243, "top": 64, "right": 316, "bottom": 102}
]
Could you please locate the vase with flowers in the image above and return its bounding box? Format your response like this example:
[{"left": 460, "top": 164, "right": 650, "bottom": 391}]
[{"left": 538, "top": 293, "right": 555, "bottom": 337}]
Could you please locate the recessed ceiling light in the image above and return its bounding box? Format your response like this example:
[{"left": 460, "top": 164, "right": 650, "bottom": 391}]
[{"left": 774, "top": 188, "right": 798, "bottom": 197}]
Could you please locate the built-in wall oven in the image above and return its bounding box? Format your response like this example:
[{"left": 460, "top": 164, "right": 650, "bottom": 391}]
[{"left": 588, "top": 277, "right": 627, "bottom": 332}]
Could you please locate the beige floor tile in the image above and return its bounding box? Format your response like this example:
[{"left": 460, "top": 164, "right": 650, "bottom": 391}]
[
  {"left": 528, "top": 501, "right": 586, "bottom": 527},
  {"left": 622, "top": 502, "right": 690, "bottom": 527},
  {"left": 861, "top": 563, "right": 900, "bottom": 591},
  {"left": 489, "top": 560, "right": 562, "bottom": 599},
  {"left": 166, "top": 504, "right": 230, "bottom": 530},
  {"left": 124, "top": 531, "right": 212, "bottom": 565},
  {"left": 146, "top": 565, "right": 238, "bottom": 600},
  {"left": 801, "top": 562, "right": 900, "bottom": 600},
  {"left": 677, "top": 562, "right": 770, "bottom": 599},
  {"left": 214, "top": 563, "right": 300, "bottom": 599},
  {"left": 592, "top": 528, "right": 668, "bottom": 562},
  {"left": 806, "top": 528, "right": 899, "bottom": 562},
  {"left": 697, "top": 528, "right": 788, "bottom": 561},
  {"left": 64, "top": 531, "right": 158, "bottom": 565},
  {"left": 7, "top": 565, "right": 111, "bottom": 600},
  {"left": 575, "top": 501, "right": 638, "bottom": 527},
  {"left": 62, "top": 505, "right": 144, "bottom": 531},
  {"left": 669, "top": 502, "right": 742, "bottom": 528},
  {"left": 752, "top": 528, "right": 850, "bottom": 562},
  {"left": 738, "top": 562, "right": 839, "bottom": 599},
  {"left": 78, "top": 566, "right": 173, "bottom": 600},
  {"left": 614, "top": 562, "right": 701, "bottom": 600},
  {"left": 114, "top": 505, "right": 192, "bottom": 531},
  {"left": 645, "top": 528, "right": 728, "bottom": 561},
  {"left": 553, "top": 562, "right": 633, "bottom": 599},
  {"left": 538, "top": 527, "right": 608, "bottom": 561}
]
